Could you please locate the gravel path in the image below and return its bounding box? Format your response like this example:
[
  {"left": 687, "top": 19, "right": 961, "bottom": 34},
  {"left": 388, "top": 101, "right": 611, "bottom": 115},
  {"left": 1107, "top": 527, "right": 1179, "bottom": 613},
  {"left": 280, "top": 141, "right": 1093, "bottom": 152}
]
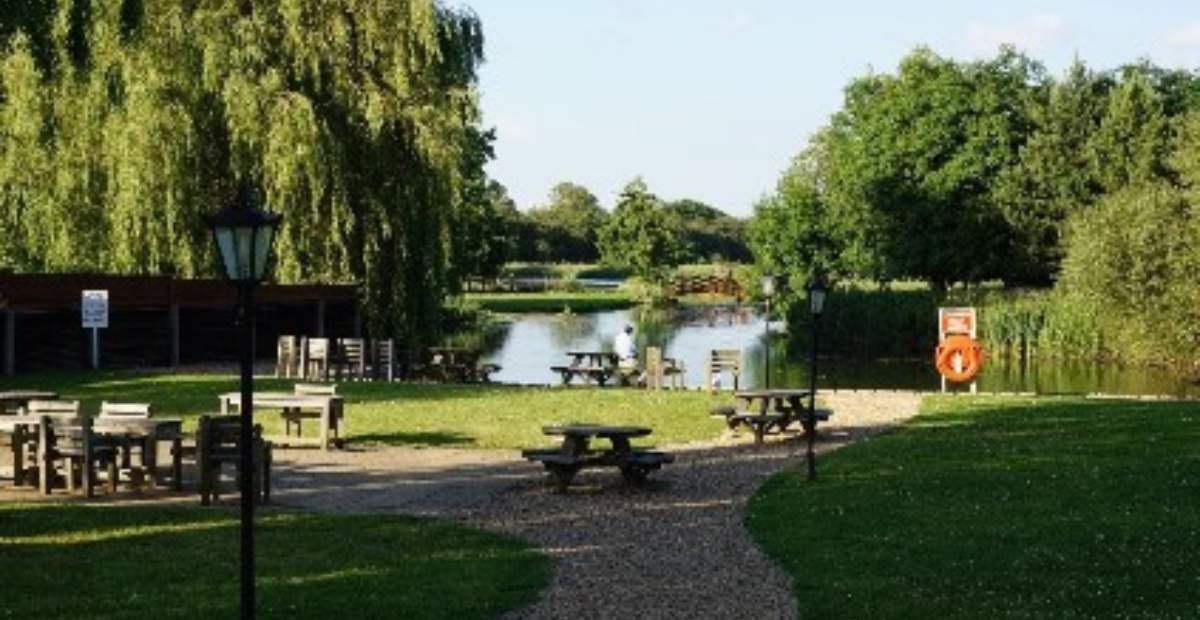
[{"left": 270, "top": 390, "right": 924, "bottom": 620}]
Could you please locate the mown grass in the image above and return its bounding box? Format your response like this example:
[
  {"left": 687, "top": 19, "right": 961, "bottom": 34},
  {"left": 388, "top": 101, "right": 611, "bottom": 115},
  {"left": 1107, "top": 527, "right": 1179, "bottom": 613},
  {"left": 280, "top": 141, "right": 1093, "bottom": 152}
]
[
  {"left": 3, "top": 370, "right": 730, "bottom": 449},
  {"left": 0, "top": 503, "right": 549, "bottom": 620},
  {"left": 747, "top": 396, "right": 1200, "bottom": 620},
  {"left": 467, "top": 291, "right": 637, "bottom": 314}
]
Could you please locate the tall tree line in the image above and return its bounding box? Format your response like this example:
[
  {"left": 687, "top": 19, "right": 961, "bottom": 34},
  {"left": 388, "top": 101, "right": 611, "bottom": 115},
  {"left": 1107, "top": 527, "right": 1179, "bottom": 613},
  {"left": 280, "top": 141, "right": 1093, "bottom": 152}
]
[
  {"left": 751, "top": 47, "right": 1200, "bottom": 291},
  {"left": 0, "top": 0, "right": 487, "bottom": 346},
  {"left": 751, "top": 47, "right": 1200, "bottom": 364}
]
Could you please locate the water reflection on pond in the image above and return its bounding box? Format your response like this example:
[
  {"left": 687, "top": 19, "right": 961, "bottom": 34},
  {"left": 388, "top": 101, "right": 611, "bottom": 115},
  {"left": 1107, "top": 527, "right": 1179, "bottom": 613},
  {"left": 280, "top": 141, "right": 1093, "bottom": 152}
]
[{"left": 477, "top": 307, "right": 1199, "bottom": 397}]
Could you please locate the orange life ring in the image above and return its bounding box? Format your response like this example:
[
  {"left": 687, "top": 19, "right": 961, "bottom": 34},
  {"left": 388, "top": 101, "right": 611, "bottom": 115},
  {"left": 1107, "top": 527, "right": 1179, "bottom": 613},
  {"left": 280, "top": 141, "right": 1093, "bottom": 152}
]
[{"left": 935, "top": 335, "right": 983, "bottom": 383}]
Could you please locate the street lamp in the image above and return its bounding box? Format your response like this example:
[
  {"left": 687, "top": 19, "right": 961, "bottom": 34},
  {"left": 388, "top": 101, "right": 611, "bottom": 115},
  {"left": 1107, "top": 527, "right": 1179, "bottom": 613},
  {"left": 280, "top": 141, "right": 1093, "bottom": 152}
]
[
  {"left": 805, "top": 278, "right": 827, "bottom": 481},
  {"left": 760, "top": 274, "right": 776, "bottom": 389},
  {"left": 205, "top": 185, "right": 281, "bottom": 620}
]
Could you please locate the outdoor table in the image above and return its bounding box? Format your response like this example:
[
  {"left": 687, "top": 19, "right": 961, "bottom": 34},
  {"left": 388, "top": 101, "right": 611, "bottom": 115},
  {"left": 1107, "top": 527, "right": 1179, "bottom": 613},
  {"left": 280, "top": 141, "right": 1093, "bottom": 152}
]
[
  {"left": 551, "top": 352, "right": 619, "bottom": 386},
  {"left": 0, "top": 415, "right": 182, "bottom": 490},
  {"left": 427, "top": 347, "right": 486, "bottom": 382},
  {"left": 728, "top": 388, "right": 820, "bottom": 445},
  {"left": 0, "top": 391, "right": 59, "bottom": 415},
  {"left": 219, "top": 391, "right": 344, "bottom": 451},
  {"left": 94, "top": 417, "right": 184, "bottom": 491},
  {"left": 524, "top": 424, "right": 673, "bottom": 490}
]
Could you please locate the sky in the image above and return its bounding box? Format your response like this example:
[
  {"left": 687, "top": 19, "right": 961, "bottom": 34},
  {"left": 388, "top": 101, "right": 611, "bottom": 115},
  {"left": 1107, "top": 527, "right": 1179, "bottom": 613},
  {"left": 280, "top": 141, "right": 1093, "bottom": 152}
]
[{"left": 457, "top": 1, "right": 1200, "bottom": 218}]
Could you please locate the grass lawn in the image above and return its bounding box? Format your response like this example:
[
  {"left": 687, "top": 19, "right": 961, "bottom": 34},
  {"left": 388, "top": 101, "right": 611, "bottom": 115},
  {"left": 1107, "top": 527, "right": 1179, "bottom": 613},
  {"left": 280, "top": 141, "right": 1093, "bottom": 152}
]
[
  {"left": 747, "top": 396, "right": 1200, "bottom": 620},
  {"left": 0, "top": 503, "right": 548, "bottom": 620},
  {"left": 466, "top": 291, "right": 637, "bottom": 314},
  {"left": 2, "top": 370, "right": 730, "bottom": 449}
]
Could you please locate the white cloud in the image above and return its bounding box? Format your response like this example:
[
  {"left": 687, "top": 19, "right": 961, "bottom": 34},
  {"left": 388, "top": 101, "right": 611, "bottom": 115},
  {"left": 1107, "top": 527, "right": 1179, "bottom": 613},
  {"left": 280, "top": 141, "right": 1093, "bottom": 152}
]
[
  {"left": 1167, "top": 22, "right": 1200, "bottom": 47},
  {"left": 965, "top": 14, "right": 1066, "bottom": 54}
]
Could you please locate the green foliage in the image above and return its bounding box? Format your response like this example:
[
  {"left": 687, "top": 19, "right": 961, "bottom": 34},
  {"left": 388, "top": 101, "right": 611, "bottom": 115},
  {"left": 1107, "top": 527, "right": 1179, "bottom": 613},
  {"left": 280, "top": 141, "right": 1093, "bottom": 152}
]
[
  {"left": 749, "top": 396, "right": 1200, "bottom": 620},
  {"left": 1059, "top": 184, "right": 1200, "bottom": 364},
  {"left": 596, "top": 177, "right": 682, "bottom": 288},
  {"left": 992, "top": 60, "right": 1109, "bottom": 284},
  {"left": 754, "top": 48, "right": 1199, "bottom": 295},
  {"left": 0, "top": 0, "right": 490, "bottom": 348},
  {"left": 524, "top": 182, "right": 608, "bottom": 262},
  {"left": 0, "top": 504, "right": 549, "bottom": 620},
  {"left": 662, "top": 198, "right": 750, "bottom": 263}
]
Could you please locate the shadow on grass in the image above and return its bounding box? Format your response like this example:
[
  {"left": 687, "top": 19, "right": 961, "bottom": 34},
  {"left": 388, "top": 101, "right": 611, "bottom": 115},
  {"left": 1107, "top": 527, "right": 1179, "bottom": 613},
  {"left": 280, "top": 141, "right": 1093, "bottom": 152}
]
[{"left": 0, "top": 503, "right": 548, "bottom": 620}]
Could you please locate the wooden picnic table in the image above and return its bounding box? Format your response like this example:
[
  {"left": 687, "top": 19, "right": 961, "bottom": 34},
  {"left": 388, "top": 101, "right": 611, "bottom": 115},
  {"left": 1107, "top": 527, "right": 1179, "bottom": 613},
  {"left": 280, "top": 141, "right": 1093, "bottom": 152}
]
[
  {"left": 425, "top": 347, "right": 500, "bottom": 383},
  {"left": 0, "top": 415, "right": 183, "bottom": 491},
  {"left": 0, "top": 391, "right": 59, "bottom": 415},
  {"left": 714, "top": 388, "right": 829, "bottom": 446},
  {"left": 523, "top": 423, "right": 673, "bottom": 490},
  {"left": 219, "top": 391, "right": 345, "bottom": 451},
  {"left": 550, "top": 351, "right": 620, "bottom": 386}
]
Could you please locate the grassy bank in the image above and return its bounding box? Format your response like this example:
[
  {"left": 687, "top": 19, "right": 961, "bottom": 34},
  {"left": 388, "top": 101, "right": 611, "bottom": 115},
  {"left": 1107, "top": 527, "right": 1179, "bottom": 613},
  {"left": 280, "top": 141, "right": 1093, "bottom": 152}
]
[
  {"left": 467, "top": 291, "right": 637, "bottom": 314},
  {"left": 0, "top": 504, "right": 548, "bottom": 620},
  {"left": 2, "top": 370, "right": 729, "bottom": 449},
  {"left": 747, "top": 396, "right": 1200, "bottom": 620}
]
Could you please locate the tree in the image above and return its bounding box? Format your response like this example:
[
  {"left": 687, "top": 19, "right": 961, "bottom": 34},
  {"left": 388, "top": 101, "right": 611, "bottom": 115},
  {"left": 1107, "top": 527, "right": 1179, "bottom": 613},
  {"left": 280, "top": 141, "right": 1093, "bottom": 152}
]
[
  {"left": 525, "top": 182, "right": 607, "bottom": 262},
  {"left": 749, "top": 137, "right": 838, "bottom": 305},
  {"left": 992, "top": 60, "right": 1110, "bottom": 284},
  {"left": 597, "top": 178, "right": 681, "bottom": 285},
  {"left": 0, "top": 0, "right": 488, "bottom": 347},
  {"left": 662, "top": 198, "right": 750, "bottom": 263},
  {"left": 1089, "top": 68, "right": 1172, "bottom": 193},
  {"left": 813, "top": 48, "right": 1038, "bottom": 287}
]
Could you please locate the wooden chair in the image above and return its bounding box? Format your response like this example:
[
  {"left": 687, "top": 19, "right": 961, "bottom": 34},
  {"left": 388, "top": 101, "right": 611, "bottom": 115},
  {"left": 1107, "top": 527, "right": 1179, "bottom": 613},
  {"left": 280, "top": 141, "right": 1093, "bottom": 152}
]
[
  {"left": 303, "top": 338, "right": 331, "bottom": 381},
  {"left": 38, "top": 415, "right": 118, "bottom": 497},
  {"left": 196, "top": 415, "right": 272, "bottom": 506},
  {"left": 336, "top": 338, "right": 367, "bottom": 380},
  {"left": 276, "top": 335, "right": 299, "bottom": 378},
  {"left": 98, "top": 402, "right": 152, "bottom": 480},
  {"left": 705, "top": 349, "right": 742, "bottom": 392},
  {"left": 283, "top": 383, "right": 341, "bottom": 440},
  {"left": 368, "top": 338, "right": 396, "bottom": 381},
  {"left": 645, "top": 347, "right": 686, "bottom": 390},
  {"left": 27, "top": 399, "right": 81, "bottom": 416}
]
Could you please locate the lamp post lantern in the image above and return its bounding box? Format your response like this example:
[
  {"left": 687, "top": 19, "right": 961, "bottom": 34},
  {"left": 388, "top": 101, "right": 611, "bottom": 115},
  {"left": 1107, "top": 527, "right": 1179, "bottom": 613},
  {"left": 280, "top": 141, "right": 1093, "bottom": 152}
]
[
  {"left": 805, "top": 278, "right": 827, "bottom": 481},
  {"left": 760, "top": 274, "right": 776, "bottom": 389},
  {"left": 205, "top": 185, "right": 281, "bottom": 620}
]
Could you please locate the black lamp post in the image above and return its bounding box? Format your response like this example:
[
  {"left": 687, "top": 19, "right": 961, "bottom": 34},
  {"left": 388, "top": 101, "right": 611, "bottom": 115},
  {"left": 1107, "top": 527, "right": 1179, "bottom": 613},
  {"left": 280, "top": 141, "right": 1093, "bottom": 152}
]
[
  {"left": 805, "top": 278, "right": 827, "bottom": 481},
  {"left": 760, "top": 275, "right": 777, "bottom": 389},
  {"left": 205, "top": 185, "right": 281, "bottom": 620}
]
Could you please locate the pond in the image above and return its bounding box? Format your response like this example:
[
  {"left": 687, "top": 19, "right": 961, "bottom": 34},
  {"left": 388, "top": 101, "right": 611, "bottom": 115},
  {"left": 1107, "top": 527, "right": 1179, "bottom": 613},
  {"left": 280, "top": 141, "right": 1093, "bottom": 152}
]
[{"left": 477, "top": 307, "right": 1200, "bottom": 397}]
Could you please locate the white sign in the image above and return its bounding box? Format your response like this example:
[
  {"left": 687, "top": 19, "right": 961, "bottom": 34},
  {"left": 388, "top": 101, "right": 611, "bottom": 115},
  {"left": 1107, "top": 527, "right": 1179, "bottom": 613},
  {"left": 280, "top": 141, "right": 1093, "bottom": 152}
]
[{"left": 81, "top": 290, "right": 109, "bottom": 329}]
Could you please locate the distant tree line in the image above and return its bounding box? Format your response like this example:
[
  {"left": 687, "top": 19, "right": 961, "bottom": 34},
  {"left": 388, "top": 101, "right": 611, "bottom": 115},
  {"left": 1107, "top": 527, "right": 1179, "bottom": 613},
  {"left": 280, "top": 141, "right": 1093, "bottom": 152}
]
[
  {"left": 459, "top": 178, "right": 752, "bottom": 282},
  {"left": 753, "top": 47, "right": 1200, "bottom": 365}
]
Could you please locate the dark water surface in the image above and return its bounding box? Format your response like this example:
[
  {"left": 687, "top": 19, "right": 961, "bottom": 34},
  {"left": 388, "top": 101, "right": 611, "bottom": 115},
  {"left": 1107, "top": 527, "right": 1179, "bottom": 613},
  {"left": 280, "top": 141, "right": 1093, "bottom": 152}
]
[{"left": 478, "top": 308, "right": 1199, "bottom": 397}]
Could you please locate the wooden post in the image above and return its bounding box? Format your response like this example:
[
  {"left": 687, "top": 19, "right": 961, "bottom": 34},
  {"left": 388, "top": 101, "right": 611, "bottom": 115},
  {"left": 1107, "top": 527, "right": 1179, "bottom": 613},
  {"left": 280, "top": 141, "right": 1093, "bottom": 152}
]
[
  {"left": 315, "top": 299, "right": 326, "bottom": 338},
  {"left": 169, "top": 304, "right": 180, "bottom": 368},
  {"left": 3, "top": 309, "right": 13, "bottom": 376}
]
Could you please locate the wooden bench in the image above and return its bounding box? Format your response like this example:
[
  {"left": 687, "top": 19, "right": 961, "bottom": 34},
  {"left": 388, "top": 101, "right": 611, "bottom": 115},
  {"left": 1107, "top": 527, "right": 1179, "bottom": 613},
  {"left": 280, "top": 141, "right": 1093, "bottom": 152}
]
[
  {"left": 474, "top": 362, "right": 502, "bottom": 383},
  {"left": 713, "top": 406, "right": 833, "bottom": 445},
  {"left": 550, "top": 365, "right": 614, "bottom": 386},
  {"left": 522, "top": 448, "right": 675, "bottom": 490}
]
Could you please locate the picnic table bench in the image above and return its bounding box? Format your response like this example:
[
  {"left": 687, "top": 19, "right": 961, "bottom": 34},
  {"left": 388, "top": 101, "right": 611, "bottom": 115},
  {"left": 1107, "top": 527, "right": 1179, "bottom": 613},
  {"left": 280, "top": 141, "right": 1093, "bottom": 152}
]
[
  {"left": 711, "top": 389, "right": 832, "bottom": 445},
  {"left": 551, "top": 351, "right": 624, "bottom": 386},
  {"left": 523, "top": 424, "right": 674, "bottom": 491}
]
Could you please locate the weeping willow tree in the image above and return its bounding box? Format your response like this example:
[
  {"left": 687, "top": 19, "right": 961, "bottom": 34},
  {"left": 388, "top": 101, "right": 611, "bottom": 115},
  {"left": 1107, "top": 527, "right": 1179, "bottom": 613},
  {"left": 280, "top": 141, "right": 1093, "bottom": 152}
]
[{"left": 0, "top": 0, "right": 487, "bottom": 345}]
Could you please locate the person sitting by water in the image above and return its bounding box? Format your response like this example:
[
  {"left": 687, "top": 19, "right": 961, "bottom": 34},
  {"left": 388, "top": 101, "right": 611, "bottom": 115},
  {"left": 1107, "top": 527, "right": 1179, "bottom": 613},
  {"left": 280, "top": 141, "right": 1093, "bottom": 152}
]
[{"left": 614, "top": 324, "right": 645, "bottom": 385}]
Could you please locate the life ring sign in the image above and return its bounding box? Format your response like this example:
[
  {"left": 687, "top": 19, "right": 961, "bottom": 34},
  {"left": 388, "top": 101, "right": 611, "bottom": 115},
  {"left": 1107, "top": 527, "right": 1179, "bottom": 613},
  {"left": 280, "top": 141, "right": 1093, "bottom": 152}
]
[{"left": 936, "top": 308, "right": 982, "bottom": 383}]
